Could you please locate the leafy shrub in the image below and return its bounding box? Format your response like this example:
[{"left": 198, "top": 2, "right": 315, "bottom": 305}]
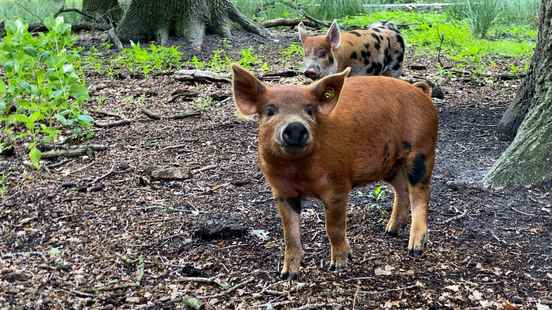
[
  {"left": 0, "top": 17, "right": 92, "bottom": 168},
  {"left": 116, "top": 42, "right": 182, "bottom": 77},
  {"left": 239, "top": 48, "right": 260, "bottom": 69}
]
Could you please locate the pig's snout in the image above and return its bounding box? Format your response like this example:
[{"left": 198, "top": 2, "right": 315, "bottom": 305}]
[
  {"left": 304, "top": 68, "right": 319, "bottom": 80},
  {"left": 282, "top": 122, "right": 309, "bottom": 148}
]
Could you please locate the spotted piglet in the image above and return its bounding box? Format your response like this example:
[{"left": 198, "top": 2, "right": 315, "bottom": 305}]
[{"left": 298, "top": 20, "right": 405, "bottom": 80}]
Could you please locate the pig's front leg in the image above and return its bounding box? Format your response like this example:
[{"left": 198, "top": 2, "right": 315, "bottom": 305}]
[
  {"left": 276, "top": 197, "right": 304, "bottom": 280},
  {"left": 322, "top": 192, "right": 352, "bottom": 271}
]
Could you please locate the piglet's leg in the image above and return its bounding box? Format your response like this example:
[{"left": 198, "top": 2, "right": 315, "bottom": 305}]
[
  {"left": 276, "top": 197, "right": 304, "bottom": 280},
  {"left": 322, "top": 192, "right": 351, "bottom": 272}
]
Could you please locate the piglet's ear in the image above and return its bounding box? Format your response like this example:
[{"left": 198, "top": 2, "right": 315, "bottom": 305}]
[
  {"left": 326, "top": 20, "right": 341, "bottom": 49},
  {"left": 309, "top": 67, "right": 350, "bottom": 114},
  {"left": 298, "top": 21, "right": 308, "bottom": 44},
  {"left": 232, "top": 64, "right": 266, "bottom": 117}
]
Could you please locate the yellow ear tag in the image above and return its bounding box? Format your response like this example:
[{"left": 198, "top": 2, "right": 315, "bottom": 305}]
[{"left": 323, "top": 88, "right": 335, "bottom": 101}]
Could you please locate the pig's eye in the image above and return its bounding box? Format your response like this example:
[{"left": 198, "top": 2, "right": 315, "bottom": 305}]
[
  {"left": 265, "top": 105, "right": 278, "bottom": 117},
  {"left": 317, "top": 50, "right": 327, "bottom": 58},
  {"left": 304, "top": 105, "right": 315, "bottom": 117}
]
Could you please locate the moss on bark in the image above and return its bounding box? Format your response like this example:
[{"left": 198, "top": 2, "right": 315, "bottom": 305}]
[
  {"left": 82, "top": 0, "right": 122, "bottom": 24},
  {"left": 116, "top": 0, "right": 268, "bottom": 49},
  {"left": 484, "top": 0, "right": 552, "bottom": 188}
]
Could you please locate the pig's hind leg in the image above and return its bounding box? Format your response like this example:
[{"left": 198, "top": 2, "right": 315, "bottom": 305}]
[{"left": 384, "top": 168, "right": 411, "bottom": 236}]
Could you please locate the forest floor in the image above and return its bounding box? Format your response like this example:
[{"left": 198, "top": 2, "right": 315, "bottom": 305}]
[{"left": 1, "top": 29, "right": 551, "bottom": 309}]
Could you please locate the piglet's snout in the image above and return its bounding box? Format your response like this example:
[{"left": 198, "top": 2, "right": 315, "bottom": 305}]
[
  {"left": 304, "top": 68, "right": 319, "bottom": 80},
  {"left": 281, "top": 122, "right": 309, "bottom": 147}
]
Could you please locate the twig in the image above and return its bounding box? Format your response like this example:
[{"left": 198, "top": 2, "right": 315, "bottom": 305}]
[
  {"left": 293, "top": 304, "right": 341, "bottom": 310},
  {"left": 253, "top": 301, "right": 294, "bottom": 308},
  {"left": 41, "top": 145, "right": 108, "bottom": 160},
  {"left": 92, "top": 255, "right": 144, "bottom": 292},
  {"left": 90, "top": 164, "right": 116, "bottom": 185},
  {"left": 47, "top": 159, "right": 73, "bottom": 169},
  {"left": 490, "top": 230, "right": 507, "bottom": 245},
  {"left": 360, "top": 283, "right": 420, "bottom": 295},
  {"left": 353, "top": 286, "right": 360, "bottom": 310},
  {"left": 436, "top": 32, "right": 451, "bottom": 69},
  {"left": 91, "top": 110, "right": 124, "bottom": 118},
  {"left": 511, "top": 207, "right": 536, "bottom": 217},
  {"left": 192, "top": 164, "right": 217, "bottom": 174},
  {"left": 169, "top": 111, "right": 201, "bottom": 120},
  {"left": 1, "top": 251, "right": 47, "bottom": 261},
  {"left": 347, "top": 276, "right": 375, "bottom": 281},
  {"left": 179, "top": 277, "right": 226, "bottom": 288},
  {"left": 199, "top": 277, "right": 255, "bottom": 299},
  {"left": 440, "top": 208, "right": 468, "bottom": 224},
  {"left": 68, "top": 289, "right": 95, "bottom": 298}
]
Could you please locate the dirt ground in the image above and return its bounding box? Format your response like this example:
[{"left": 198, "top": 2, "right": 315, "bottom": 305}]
[{"left": 1, "top": 29, "right": 551, "bottom": 309}]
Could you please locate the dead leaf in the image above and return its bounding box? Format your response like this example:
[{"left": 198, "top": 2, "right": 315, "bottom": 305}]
[
  {"left": 375, "top": 265, "right": 394, "bottom": 276},
  {"left": 445, "top": 285, "right": 460, "bottom": 292},
  {"left": 469, "top": 290, "right": 483, "bottom": 301}
]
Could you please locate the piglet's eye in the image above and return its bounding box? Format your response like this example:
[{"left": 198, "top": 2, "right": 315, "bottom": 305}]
[
  {"left": 317, "top": 50, "right": 327, "bottom": 57},
  {"left": 305, "top": 105, "right": 315, "bottom": 117},
  {"left": 265, "top": 105, "right": 278, "bottom": 117}
]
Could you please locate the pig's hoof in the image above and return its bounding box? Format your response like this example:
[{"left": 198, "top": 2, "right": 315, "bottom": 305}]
[
  {"left": 408, "top": 248, "right": 423, "bottom": 257},
  {"left": 280, "top": 271, "right": 298, "bottom": 281},
  {"left": 329, "top": 262, "right": 347, "bottom": 272}
]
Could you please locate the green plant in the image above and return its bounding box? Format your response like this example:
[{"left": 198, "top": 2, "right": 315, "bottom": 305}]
[
  {"left": 281, "top": 43, "right": 304, "bottom": 61},
  {"left": 194, "top": 96, "right": 214, "bottom": 112},
  {"left": 116, "top": 42, "right": 182, "bottom": 77},
  {"left": 190, "top": 55, "right": 206, "bottom": 70},
  {"left": 464, "top": 0, "right": 502, "bottom": 38},
  {"left": 369, "top": 184, "right": 387, "bottom": 201},
  {"left": 207, "top": 49, "right": 232, "bottom": 72},
  {"left": 0, "top": 17, "right": 92, "bottom": 168},
  {"left": 239, "top": 48, "right": 259, "bottom": 69}
]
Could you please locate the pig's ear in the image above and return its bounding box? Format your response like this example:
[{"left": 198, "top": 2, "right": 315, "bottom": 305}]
[
  {"left": 232, "top": 64, "right": 266, "bottom": 117},
  {"left": 298, "top": 21, "right": 308, "bottom": 44},
  {"left": 326, "top": 20, "right": 341, "bottom": 49},
  {"left": 310, "top": 67, "right": 350, "bottom": 114}
]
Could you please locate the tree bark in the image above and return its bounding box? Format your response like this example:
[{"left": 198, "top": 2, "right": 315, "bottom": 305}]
[
  {"left": 116, "top": 0, "right": 269, "bottom": 49},
  {"left": 483, "top": 0, "right": 552, "bottom": 188},
  {"left": 496, "top": 1, "right": 547, "bottom": 140},
  {"left": 82, "top": 0, "right": 123, "bottom": 24}
]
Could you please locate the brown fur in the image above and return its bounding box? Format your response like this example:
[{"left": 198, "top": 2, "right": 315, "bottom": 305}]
[{"left": 232, "top": 65, "right": 438, "bottom": 279}]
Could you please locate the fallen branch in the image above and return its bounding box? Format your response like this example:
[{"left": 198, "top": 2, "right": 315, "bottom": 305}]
[
  {"left": 440, "top": 208, "right": 468, "bottom": 224},
  {"left": 169, "top": 111, "right": 201, "bottom": 120},
  {"left": 41, "top": 144, "right": 108, "bottom": 160},
  {"left": 262, "top": 18, "right": 318, "bottom": 28},
  {"left": 199, "top": 277, "right": 255, "bottom": 299},
  {"left": 253, "top": 301, "right": 294, "bottom": 308},
  {"left": 94, "top": 119, "right": 132, "bottom": 128},
  {"left": 192, "top": 164, "right": 217, "bottom": 174},
  {"left": 174, "top": 70, "right": 231, "bottom": 83}
]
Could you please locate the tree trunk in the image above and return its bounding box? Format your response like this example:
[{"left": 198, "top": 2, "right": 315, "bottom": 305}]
[
  {"left": 116, "top": 0, "right": 269, "bottom": 49},
  {"left": 82, "top": 0, "right": 123, "bottom": 24},
  {"left": 483, "top": 0, "right": 552, "bottom": 188},
  {"left": 496, "top": 1, "right": 548, "bottom": 140}
]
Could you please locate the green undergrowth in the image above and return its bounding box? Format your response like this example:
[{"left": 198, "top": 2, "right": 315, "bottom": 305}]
[
  {"left": 0, "top": 17, "right": 92, "bottom": 168},
  {"left": 340, "top": 11, "right": 535, "bottom": 70}
]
